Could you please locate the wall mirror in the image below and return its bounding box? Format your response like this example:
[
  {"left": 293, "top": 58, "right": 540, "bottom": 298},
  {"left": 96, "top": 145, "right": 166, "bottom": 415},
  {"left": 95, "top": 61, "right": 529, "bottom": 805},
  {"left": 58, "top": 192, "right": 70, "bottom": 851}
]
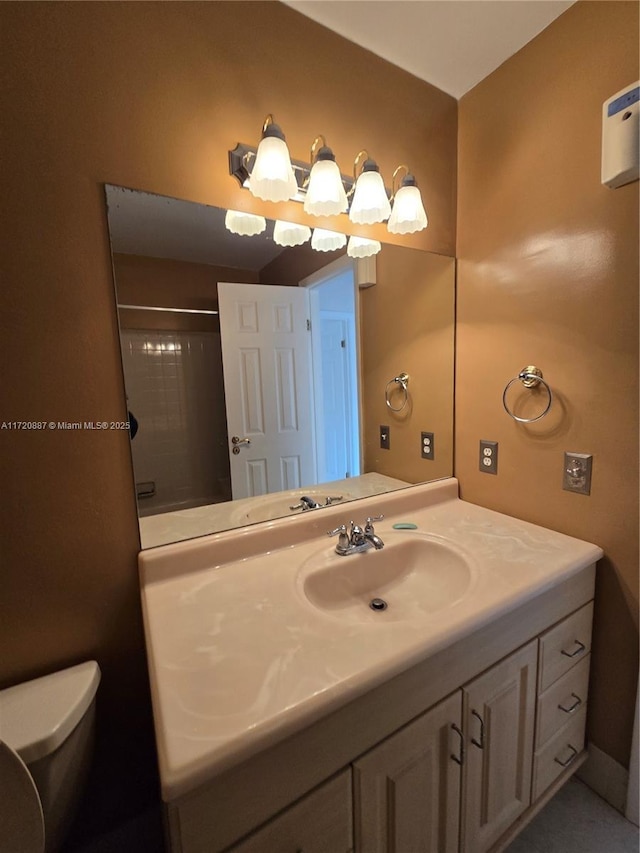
[{"left": 105, "top": 185, "right": 455, "bottom": 548}]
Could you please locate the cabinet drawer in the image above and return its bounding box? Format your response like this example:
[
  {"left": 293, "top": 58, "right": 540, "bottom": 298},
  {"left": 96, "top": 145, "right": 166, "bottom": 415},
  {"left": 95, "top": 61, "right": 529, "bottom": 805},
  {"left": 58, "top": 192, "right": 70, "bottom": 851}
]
[
  {"left": 532, "top": 706, "right": 586, "bottom": 800},
  {"left": 538, "top": 602, "right": 593, "bottom": 692},
  {"left": 228, "top": 770, "right": 352, "bottom": 853},
  {"left": 536, "top": 655, "right": 590, "bottom": 749}
]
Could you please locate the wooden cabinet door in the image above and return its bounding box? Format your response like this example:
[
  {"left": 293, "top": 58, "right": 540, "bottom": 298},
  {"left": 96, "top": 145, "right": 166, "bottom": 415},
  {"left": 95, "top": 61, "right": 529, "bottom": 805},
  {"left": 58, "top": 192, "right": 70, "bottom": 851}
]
[
  {"left": 461, "top": 640, "right": 537, "bottom": 853},
  {"left": 353, "top": 691, "right": 462, "bottom": 853},
  {"left": 228, "top": 770, "right": 353, "bottom": 853}
]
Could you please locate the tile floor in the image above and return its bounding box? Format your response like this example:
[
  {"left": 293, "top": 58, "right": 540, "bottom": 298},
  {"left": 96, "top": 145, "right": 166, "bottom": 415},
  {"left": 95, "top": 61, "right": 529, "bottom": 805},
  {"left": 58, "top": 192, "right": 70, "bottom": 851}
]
[{"left": 506, "top": 778, "right": 638, "bottom": 852}]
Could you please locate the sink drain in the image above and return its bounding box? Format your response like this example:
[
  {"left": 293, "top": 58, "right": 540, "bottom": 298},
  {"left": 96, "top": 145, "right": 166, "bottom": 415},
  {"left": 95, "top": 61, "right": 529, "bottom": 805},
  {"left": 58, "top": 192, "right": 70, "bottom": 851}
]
[{"left": 369, "top": 598, "right": 388, "bottom": 612}]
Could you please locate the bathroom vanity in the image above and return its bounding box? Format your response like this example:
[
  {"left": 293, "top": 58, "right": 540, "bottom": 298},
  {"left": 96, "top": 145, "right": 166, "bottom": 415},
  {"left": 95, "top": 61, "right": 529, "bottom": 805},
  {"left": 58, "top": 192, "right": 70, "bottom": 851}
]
[{"left": 139, "top": 478, "right": 602, "bottom": 853}]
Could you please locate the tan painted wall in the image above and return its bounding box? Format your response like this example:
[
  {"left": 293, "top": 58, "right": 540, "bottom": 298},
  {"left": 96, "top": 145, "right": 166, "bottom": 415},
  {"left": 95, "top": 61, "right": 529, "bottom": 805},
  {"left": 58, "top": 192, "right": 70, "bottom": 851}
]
[
  {"left": 0, "top": 0, "right": 456, "bottom": 824},
  {"left": 362, "top": 245, "right": 455, "bottom": 483},
  {"left": 114, "top": 253, "right": 258, "bottom": 332},
  {"left": 259, "top": 243, "right": 346, "bottom": 286},
  {"left": 457, "top": 0, "right": 639, "bottom": 767}
]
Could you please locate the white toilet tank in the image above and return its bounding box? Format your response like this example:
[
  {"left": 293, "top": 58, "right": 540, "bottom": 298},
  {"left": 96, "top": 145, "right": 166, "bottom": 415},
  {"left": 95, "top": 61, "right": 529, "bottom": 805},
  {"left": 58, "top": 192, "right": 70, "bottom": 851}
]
[{"left": 0, "top": 661, "right": 101, "bottom": 853}]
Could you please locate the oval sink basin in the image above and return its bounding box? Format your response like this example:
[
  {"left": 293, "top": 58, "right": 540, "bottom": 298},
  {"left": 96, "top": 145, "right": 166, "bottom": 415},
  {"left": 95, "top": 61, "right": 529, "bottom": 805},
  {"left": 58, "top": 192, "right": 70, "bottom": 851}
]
[{"left": 298, "top": 532, "right": 476, "bottom": 623}]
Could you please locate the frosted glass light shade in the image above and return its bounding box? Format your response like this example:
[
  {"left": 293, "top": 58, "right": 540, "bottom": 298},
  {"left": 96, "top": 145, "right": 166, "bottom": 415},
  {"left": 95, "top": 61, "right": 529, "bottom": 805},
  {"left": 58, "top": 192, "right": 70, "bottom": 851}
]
[
  {"left": 349, "top": 166, "right": 391, "bottom": 225},
  {"left": 347, "top": 236, "right": 381, "bottom": 258},
  {"left": 304, "top": 159, "right": 348, "bottom": 217},
  {"left": 311, "top": 228, "right": 347, "bottom": 252},
  {"left": 273, "top": 220, "right": 311, "bottom": 247},
  {"left": 387, "top": 184, "right": 428, "bottom": 234},
  {"left": 224, "top": 209, "right": 266, "bottom": 237},
  {"left": 248, "top": 136, "right": 298, "bottom": 202}
]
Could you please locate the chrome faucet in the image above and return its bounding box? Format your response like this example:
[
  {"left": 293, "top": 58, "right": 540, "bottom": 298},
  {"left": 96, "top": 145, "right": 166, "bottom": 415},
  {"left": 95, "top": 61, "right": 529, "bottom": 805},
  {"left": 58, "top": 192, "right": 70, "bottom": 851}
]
[
  {"left": 328, "top": 515, "right": 385, "bottom": 556},
  {"left": 300, "top": 495, "right": 321, "bottom": 509},
  {"left": 290, "top": 495, "right": 344, "bottom": 512}
]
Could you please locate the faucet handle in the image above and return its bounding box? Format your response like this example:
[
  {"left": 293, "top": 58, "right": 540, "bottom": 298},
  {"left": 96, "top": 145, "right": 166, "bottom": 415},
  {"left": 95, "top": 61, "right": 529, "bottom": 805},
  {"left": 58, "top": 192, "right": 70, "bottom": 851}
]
[
  {"left": 328, "top": 524, "right": 350, "bottom": 552},
  {"left": 365, "top": 514, "right": 384, "bottom": 534},
  {"left": 323, "top": 495, "right": 344, "bottom": 506}
]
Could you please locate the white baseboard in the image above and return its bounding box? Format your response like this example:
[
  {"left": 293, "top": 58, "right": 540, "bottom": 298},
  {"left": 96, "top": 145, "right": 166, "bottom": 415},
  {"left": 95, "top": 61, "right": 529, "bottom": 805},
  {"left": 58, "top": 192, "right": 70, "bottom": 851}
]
[{"left": 577, "top": 743, "right": 630, "bottom": 814}]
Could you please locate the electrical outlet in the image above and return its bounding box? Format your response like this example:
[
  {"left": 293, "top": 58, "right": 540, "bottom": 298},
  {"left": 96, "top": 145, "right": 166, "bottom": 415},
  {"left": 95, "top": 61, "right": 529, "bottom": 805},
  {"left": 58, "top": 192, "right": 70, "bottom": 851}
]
[
  {"left": 380, "top": 425, "right": 390, "bottom": 450},
  {"left": 563, "top": 452, "right": 592, "bottom": 495},
  {"left": 421, "top": 431, "right": 434, "bottom": 460},
  {"left": 479, "top": 440, "right": 498, "bottom": 474}
]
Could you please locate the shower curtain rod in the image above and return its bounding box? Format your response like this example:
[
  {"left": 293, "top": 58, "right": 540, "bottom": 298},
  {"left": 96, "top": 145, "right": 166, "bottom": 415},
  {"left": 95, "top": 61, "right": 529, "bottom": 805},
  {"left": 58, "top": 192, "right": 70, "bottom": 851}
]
[{"left": 118, "top": 304, "right": 219, "bottom": 316}]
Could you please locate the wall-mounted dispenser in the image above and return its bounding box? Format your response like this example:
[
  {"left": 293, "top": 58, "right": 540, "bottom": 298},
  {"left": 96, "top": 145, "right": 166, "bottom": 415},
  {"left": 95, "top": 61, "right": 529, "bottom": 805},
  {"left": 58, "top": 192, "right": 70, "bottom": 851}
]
[{"left": 601, "top": 81, "right": 639, "bottom": 188}]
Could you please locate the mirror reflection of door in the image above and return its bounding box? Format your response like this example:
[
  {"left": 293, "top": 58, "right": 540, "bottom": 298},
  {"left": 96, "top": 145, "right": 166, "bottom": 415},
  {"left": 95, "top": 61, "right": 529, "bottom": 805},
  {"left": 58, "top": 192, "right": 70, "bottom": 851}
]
[
  {"left": 218, "top": 276, "right": 361, "bottom": 500},
  {"left": 218, "top": 282, "right": 317, "bottom": 500}
]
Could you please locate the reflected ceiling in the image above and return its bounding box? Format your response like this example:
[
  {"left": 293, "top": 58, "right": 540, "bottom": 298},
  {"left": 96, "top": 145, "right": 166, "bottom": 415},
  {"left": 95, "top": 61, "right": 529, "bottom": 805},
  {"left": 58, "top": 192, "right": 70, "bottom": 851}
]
[{"left": 107, "top": 186, "right": 284, "bottom": 269}]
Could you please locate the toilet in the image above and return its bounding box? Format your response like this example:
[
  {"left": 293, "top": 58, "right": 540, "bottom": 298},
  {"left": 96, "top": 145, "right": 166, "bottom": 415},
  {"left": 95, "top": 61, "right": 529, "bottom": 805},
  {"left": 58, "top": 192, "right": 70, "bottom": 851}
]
[{"left": 0, "top": 661, "right": 101, "bottom": 853}]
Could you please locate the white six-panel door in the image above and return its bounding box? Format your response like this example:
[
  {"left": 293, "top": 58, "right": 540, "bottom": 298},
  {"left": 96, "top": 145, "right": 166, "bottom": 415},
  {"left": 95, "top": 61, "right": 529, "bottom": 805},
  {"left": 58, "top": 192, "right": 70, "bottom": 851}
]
[{"left": 218, "top": 282, "right": 316, "bottom": 500}]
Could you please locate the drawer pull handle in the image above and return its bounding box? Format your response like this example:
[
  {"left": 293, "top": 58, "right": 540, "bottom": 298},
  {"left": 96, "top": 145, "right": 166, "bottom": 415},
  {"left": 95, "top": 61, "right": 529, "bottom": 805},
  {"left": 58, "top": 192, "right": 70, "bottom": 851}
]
[
  {"left": 554, "top": 744, "right": 578, "bottom": 767},
  {"left": 450, "top": 723, "right": 465, "bottom": 765},
  {"left": 471, "top": 710, "right": 485, "bottom": 749},
  {"left": 558, "top": 693, "right": 583, "bottom": 714},
  {"left": 560, "top": 640, "right": 586, "bottom": 658}
]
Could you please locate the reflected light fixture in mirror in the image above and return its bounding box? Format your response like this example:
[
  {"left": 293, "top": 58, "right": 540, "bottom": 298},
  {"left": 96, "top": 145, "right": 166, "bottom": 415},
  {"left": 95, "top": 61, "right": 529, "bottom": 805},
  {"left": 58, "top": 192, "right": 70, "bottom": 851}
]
[
  {"left": 273, "top": 220, "right": 312, "bottom": 247},
  {"left": 347, "top": 236, "right": 381, "bottom": 258},
  {"left": 348, "top": 150, "right": 392, "bottom": 225},
  {"left": 311, "top": 227, "right": 347, "bottom": 252},
  {"left": 224, "top": 209, "right": 266, "bottom": 236},
  {"left": 247, "top": 115, "right": 298, "bottom": 203},
  {"left": 388, "top": 165, "right": 429, "bottom": 235}
]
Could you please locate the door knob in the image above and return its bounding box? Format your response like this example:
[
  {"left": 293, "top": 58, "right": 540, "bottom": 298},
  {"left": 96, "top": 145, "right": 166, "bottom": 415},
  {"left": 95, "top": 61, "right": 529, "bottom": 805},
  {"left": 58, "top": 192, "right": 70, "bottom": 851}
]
[{"left": 231, "top": 436, "right": 251, "bottom": 446}]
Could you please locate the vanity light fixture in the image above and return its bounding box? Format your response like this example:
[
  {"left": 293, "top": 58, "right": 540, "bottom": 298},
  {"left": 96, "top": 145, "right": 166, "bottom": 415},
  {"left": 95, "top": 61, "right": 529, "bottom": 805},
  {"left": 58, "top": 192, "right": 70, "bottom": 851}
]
[
  {"left": 348, "top": 150, "right": 392, "bottom": 225},
  {"left": 311, "top": 228, "right": 347, "bottom": 252},
  {"left": 247, "top": 115, "right": 298, "bottom": 203},
  {"left": 347, "top": 235, "right": 381, "bottom": 258},
  {"left": 224, "top": 209, "right": 267, "bottom": 237},
  {"left": 387, "top": 165, "right": 428, "bottom": 234},
  {"left": 228, "top": 119, "right": 427, "bottom": 240},
  {"left": 303, "top": 136, "right": 349, "bottom": 217},
  {"left": 273, "top": 220, "right": 312, "bottom": 247}
]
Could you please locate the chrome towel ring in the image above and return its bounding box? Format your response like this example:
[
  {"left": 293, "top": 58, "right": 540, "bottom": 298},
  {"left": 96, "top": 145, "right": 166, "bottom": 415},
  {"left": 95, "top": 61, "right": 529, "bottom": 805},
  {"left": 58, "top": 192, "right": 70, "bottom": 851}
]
[
  {"left": 503, "top": 366, "right": 553, "bottom": 423},
  {"left": 385, "top": 372, "right": 410, "bottom": 413}
]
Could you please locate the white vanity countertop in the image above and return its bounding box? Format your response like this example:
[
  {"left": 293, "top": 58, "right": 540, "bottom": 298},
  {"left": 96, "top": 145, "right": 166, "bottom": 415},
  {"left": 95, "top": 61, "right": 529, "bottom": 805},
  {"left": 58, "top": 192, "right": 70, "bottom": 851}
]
[{"left": 139, "top": 478, "right": 603, "bottom": 801}]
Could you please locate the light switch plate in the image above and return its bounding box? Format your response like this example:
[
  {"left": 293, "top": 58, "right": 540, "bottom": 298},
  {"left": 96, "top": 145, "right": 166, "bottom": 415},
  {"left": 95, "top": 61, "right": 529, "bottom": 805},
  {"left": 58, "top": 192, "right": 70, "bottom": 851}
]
[
  {"left": 563, "top": 452, "right": 593, "bottom": 495},
  {"left": 380, "top": 425, "right": 390, "bottom": 450}
]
